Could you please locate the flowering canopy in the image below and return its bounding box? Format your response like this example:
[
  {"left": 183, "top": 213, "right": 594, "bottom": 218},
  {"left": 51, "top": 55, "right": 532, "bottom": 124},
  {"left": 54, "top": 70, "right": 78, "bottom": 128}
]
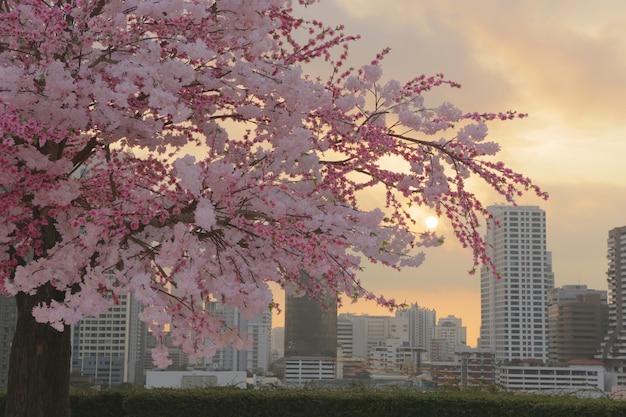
[{"left": 0, "top": 0, "right": 543, "bottom": 367}]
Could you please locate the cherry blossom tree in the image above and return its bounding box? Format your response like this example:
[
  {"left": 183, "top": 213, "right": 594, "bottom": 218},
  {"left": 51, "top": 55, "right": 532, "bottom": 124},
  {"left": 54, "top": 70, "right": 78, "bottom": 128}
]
[{"left": 0, "top": 0, "right": 544, "bottom": 415}]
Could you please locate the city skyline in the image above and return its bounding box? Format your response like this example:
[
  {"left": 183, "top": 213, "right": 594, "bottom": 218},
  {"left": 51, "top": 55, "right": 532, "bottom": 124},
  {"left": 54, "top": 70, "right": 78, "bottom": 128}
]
[{"left": 272, "top": 0, "right": 626, "bottom": 347}]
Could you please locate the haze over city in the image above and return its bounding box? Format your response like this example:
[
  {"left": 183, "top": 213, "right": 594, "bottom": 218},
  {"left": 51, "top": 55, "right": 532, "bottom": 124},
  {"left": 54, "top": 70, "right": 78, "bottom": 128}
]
[{"left": 273, "top": 0, "right": 626, "bottom": 346}]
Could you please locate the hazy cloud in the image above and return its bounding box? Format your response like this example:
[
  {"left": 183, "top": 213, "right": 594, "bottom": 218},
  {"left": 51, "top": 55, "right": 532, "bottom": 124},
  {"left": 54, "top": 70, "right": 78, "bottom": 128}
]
[{"left": 281, "top": 1, "right": 626, "bottom": 345}]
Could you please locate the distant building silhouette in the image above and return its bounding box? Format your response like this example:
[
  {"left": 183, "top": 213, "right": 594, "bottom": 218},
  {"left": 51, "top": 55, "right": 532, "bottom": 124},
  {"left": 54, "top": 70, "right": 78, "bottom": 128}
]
[
  {"left": 480, "top": 205, "right": 554, "bottom": 362},
  {"left": 548, "top": 285, "right": 608, "bottom": 364}
]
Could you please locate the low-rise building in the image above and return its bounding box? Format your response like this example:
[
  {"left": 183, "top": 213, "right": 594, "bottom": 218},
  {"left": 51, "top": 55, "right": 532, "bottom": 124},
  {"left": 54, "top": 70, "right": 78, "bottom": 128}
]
[
  {"left": 283, "top": 357, "right": 336, "bottom": 382},
  {"left": 497, "top": 360, "right": 604, "bottom": 394},
  {"left": 145, "top": 370, "right": 246, "bottom": 388},
  {"left": 430, "top": 348, "right": 495, "bottom": 388}
]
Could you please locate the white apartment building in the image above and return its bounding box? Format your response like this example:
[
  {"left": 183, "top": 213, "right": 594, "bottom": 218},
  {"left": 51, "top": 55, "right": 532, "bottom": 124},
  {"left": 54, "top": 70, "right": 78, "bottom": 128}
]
[
  {"left": 479, "top": 205, "right": 554, "bottom": 363},
  {"left": 71, "top": 293, "right": 146, "bottom": 386}
]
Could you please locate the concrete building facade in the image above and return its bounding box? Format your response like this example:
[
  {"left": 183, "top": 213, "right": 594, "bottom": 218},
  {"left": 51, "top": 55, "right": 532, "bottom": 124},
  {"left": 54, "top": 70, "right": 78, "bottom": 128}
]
[{"left": 598, "top": 226, "right": 626, "bottom": 387}]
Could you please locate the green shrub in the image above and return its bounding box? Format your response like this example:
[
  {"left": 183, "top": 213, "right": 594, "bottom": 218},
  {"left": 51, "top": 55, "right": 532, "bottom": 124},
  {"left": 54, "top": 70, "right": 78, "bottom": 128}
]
[{"left": 0, "top": 387, "right": 625, "bottom": 417}]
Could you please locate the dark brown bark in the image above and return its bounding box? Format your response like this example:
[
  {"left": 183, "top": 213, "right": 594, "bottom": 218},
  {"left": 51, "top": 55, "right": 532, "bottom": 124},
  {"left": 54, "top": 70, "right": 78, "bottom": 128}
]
[{"left": 5, "top": 285, "right": 72, "bottom": 417}]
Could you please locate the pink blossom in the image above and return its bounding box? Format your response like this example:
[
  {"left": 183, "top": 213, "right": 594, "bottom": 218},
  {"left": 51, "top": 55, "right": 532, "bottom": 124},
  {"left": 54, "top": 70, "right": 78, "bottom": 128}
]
[
  {"left": 362, "top": 64, "right": 383, "bottom": 83},
  {"left": 151, "top": 345, "right": 173, "bottom": 369},
  {"left": 0, "top": 0, "right": 544, "bottom": 372},
  {"left": 195, "top": 198, "right": 217, "bottom": 231}
]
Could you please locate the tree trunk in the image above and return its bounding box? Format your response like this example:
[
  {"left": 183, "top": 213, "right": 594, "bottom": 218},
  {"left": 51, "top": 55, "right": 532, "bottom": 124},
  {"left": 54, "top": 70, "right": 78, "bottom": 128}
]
[{"left": 5, "top": 285, "right": 72, "bottom": 417}]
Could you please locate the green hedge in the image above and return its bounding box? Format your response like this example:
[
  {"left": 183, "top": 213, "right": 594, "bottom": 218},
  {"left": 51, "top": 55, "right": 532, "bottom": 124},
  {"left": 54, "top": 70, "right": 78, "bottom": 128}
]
[
  {"left": 121, "top": 388, "right": 626, "bottom": 417},
  {"left": 0, "top": 388, "right": 625, "bottom": 417}
]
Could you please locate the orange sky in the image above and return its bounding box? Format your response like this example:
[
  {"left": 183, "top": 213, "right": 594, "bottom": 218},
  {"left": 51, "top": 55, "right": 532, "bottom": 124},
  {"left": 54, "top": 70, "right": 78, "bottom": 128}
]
[{"left": 271, "top": 0, "right": 626, "bottom": 347}]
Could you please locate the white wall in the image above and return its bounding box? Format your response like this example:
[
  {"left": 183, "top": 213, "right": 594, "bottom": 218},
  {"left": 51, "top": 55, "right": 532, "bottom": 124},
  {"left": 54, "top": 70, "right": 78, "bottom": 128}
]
[{"left": 145, "top": 371, "right": 247, "bottom": 389}]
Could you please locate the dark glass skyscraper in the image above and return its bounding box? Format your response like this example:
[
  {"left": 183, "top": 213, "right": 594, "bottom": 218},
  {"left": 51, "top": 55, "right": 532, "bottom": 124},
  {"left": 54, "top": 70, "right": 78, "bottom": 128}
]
[
  {"left": 284, "top": 292, "right": 337, "bottom": 359},
  {"left": 283, "top": 284, "right": 337, "bottom": 381}
]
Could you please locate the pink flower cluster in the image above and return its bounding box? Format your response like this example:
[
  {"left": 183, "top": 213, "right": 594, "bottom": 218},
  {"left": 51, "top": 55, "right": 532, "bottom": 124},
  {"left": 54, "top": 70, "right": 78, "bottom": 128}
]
[{"left": 0, "top": 0, "right": 544, "bottom": 367}]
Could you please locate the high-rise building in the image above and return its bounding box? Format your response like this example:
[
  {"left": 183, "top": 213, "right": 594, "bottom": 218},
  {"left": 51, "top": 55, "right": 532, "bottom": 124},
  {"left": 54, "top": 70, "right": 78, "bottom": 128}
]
[
  {"left": 346, "top": 312, "right": 412, "bottom": 361},
  {"left": 245, "top": 310, "right": 272, "bottom": 373},
  {"left": 144, "top": 330, "right": 189, "bottom": 371},
  {"left": 337, "top": 315, "right": 354, "bottom": 359},
  {"left": 548, "top": 285, "right": 608, "bottom": 364},
  {"left": 71, "top": 293, "right": 146, "bottom": 386},
  {"left": 406, "top": 303, "right": 436, "bottom": 360},
  {"left": 350, "top": 315, "right": 389, "bottom": 359},
  {"left": 0, "top": 297, "right": 16, "bottom": 388},
  {"left": 479, "top": 205, "right": 554, "bottom": 363},
  {"left": 432, "top": 315, "right": 467, "bottom": 361},
  {"left": 205, "top": 302, "right": 246, "bottom": 371},
  {"left": 271, "top": 326, "right": 284, "bottom": 362},
  {"left": 283, "top": 280, "right": 337, "bottom": 381},
  {"left": 284, "top": 295, "right": 337, "bottom": 359},
  {"left": 203, "top": 302, "right": 272, "bottom": 373},
  {"left": 599, "top": 226, "right": 626, "bottom": 384}
]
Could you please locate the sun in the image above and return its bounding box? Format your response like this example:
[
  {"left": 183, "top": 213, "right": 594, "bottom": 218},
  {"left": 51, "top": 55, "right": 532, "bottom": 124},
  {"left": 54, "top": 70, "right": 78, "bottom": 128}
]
[{"left": 425, "top": 216, "right": 439, "bottom": 229}]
